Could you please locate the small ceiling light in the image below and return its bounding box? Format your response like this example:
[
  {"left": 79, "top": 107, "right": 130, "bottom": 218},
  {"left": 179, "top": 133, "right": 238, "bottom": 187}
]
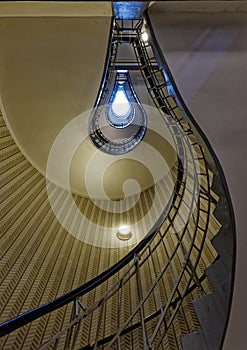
[
  {"left": 117, "top": 69, "right": 128, "bottom": 73},
  {"left": 141, "top": 31, "right": 148, "bottom": 43},
  {"left": 116, "top": 225, "right": 132, "bottom": 241}
]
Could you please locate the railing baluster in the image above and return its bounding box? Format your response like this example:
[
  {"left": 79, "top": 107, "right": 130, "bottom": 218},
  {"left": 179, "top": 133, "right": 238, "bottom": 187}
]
[
  {"left": 64, "top": 300, "right": 77, "bottom": 349},
  {"left": 117, "top": 279, "right": 124, "bottom": 350},
  {"left": 93, "top": 300, "right": 106, "bottom": 350},
  {"left": 134, "top": 254, "right": 149, "bottom": 350},
  {"left": 0, "top": 17, "right": 219, "bottom": 350}
]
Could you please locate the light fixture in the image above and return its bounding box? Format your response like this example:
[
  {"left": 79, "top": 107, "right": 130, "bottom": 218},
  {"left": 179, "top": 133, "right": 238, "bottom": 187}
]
[
  {"left": 116, "top": 225, "right": 132, "bottom": 241},
  {"left": 141, "top": 31, "right": 148, "bottom": 43}
]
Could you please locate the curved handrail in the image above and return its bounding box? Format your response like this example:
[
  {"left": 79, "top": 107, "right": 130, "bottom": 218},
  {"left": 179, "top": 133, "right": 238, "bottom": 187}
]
[
  {"left": 0, "top": 186, "right": 178, "bottom": 337},
  {"left": 0, "top": 14, "right": 230, "bottom": 350},
  {"left": 0, "top": 18, "right": 186, "bottom": 339},
  {"left": 144, "top": 10, "right": 236, "bottom": 348}
]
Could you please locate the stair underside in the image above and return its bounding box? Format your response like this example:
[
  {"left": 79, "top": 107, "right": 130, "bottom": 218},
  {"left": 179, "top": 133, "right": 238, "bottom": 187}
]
[{"left": 0, "top": 108, "right": 221, "bottom": 349}]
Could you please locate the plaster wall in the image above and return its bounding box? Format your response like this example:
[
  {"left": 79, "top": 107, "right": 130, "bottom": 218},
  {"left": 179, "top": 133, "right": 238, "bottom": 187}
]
[{"left": 149, "top": 5, "right": 247, "bottom": 349}]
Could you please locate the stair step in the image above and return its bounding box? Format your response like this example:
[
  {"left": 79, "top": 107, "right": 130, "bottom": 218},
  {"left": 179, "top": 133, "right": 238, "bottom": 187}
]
[
  {"left": 205, "top": 259, "right": 231, "bottom": 303},
  {"left": 211, "top": 229, "right": 234, "bottom": 271},
  {"left": 192, "top": 292, "right": 225, "bottom": 350},
  {"left": 181, "top": 331, "right": 208, "bottom": 350}
]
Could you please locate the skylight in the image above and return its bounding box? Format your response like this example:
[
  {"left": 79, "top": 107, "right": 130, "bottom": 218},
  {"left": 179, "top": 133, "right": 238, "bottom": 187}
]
[{"left": 111, "top": 89, "right": 131, "bottom": 118}]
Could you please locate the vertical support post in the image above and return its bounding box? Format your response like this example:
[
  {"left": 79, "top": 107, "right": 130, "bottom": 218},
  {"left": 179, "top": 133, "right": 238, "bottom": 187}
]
[
  {"left": 134, "top": 254, "right": 149, "bottom": 350},
  {"left": 64, "top": 299, "right": 77, "bottom": 350},
  {"left": 93, "top": 300, "right": 106, "bottom": 350},
  {"left": 70, "top": 300, "right": 86, "bottom": 350},
  {"left": 117, "top": 279, "right": 124, "bottom": 349}
]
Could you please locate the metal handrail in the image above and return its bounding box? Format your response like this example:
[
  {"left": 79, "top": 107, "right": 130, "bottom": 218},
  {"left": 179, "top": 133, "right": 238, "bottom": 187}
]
[
  {"left": 144, "top": 11, "right": 236, "bottom": 348},
  {"left": 0, "top": 17, "right": 222, "bottom": 350}
]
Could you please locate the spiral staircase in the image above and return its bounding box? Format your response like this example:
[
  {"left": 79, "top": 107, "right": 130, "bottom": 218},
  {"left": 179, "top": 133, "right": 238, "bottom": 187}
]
[{"left": 0, "top": 3, "right": 235, "bottom": 350}]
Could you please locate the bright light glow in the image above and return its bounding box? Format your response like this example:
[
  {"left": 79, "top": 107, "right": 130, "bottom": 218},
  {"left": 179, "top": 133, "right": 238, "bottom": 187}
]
[
  {"left": 112, "top": 90, "right": 131, "bottom": 117},
  {"left": 119, "top": 225, "right": 130, "bottom": 235},
  {"left": 117, "top": 70, "right": 128, "bottom": 73},
  {"left": 141, "top": 31, "right": 148, "bottom": 42},
  {"left": 117, "top": 225, "right": 132, "bottom": 241}
]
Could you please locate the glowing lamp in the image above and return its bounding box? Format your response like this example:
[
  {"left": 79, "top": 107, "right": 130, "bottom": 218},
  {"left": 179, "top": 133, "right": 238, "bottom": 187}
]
[{"left": 116, "top": 225, "right": 132, "bottom": 241}]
